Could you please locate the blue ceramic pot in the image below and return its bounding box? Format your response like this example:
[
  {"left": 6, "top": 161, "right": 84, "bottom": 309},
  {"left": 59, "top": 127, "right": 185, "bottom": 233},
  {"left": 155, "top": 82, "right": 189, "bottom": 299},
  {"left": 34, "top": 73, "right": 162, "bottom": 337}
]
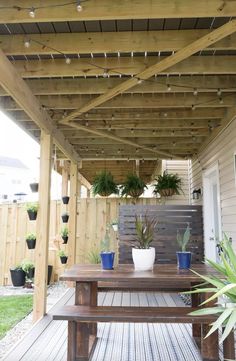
[
  {"left": 100, "top": 252, "right": 115, "bottom": 270},
  {"left": 176, "top": 252, "right": 192, "bottom": 269}
]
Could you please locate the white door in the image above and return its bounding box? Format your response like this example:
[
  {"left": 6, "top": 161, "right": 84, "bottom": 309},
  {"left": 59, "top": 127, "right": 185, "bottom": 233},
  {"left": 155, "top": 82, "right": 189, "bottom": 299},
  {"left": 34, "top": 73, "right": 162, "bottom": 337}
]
[{"left": 203, "top": 163, "right": 222, "bottom": 262}]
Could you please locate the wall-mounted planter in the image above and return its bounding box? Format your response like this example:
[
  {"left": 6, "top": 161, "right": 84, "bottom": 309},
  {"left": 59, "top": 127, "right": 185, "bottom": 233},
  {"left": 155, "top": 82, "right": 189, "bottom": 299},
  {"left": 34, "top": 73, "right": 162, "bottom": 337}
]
[
  {"left": 62, "top": 196, "right": 70, "bottom": 204},
  {"left": 61, "top": 214, "right": 69, "bottom": 223},
  {"left": 29, "top": 182, "right": 39, "bottom": 193},
  {"left": 27, "top": 210, "right": 37, "bottom": 221},
  {"left": 62, "top": 235, "right": 68, "bottom": 244},
  {"left": 10, "top": 269, "right": 26, "bottom": 287},
  {"left": 26, "top": 237, "right": 36, "bottom": 249},
  {"left": 60, "top": 256, "right": 68, "bottom": 264}
]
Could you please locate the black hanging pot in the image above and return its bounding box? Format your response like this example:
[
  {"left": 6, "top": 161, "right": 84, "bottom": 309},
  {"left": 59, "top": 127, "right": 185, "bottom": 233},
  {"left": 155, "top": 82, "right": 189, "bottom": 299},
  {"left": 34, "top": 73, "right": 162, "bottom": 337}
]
[
  {"left": 27, "top": 267, "right": 35, "bottom": 280},
  {"left": 62, "top": 235, "right": 68, "bottom": 244},
  {"left": 62, "top": 196, "right": 70, "bottom": 204},
  {"left": 60, "top": 256, "right": 68, "bottom": 264},
  {"left": 27, "top": 210, "right": 37, "bottom": 221},
  {"left": 61, "top": 214, "right": 69, "bottom": 223},
  {"left": 10, "top": 269, "right": 26, "bottom": 287},
  {"left": 29, "top": 183, "right": 39, "bottom": 193},
  {"left": 26, "top": 238, "right": 36, "bottom": 249}
]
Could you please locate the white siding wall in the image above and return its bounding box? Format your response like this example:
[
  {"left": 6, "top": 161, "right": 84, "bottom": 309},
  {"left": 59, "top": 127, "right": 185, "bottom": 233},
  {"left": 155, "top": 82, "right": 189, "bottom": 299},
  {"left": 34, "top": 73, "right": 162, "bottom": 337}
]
[{"left": 190, "top": 117, "right": 236, "bottom": 241}]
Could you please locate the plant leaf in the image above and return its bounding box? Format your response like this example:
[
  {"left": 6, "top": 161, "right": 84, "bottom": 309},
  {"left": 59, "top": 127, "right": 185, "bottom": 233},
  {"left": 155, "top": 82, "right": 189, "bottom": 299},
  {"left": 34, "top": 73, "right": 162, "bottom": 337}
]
[
  {"left": 205, "top": 308, "right": 233, "bottom": 338},
  {"left": 220, "top": 308, "right": 236, "bottom": 343}
]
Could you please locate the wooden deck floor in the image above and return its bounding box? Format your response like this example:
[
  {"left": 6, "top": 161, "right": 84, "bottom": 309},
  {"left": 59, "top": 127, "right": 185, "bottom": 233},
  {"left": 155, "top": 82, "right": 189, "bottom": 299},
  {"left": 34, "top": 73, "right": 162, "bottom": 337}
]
[{"left": 3, "top": 289, "right": 225, "bottom": 361}]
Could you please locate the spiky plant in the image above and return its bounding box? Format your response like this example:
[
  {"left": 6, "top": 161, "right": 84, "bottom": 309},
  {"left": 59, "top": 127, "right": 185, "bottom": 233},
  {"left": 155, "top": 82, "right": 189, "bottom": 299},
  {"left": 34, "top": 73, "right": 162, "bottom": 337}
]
[
  {"left": 177, "top": 224, "right": 191, "bottom": 252},
  {"left": 134, "top": 214, "right": 157, "bottom": 249}
]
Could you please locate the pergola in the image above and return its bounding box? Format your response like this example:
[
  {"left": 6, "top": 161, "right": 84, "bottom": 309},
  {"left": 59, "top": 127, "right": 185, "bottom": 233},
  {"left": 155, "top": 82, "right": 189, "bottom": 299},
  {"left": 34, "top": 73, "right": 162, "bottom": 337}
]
[{"left": 0, "top": 0, "right": 236, "bottom": 322}]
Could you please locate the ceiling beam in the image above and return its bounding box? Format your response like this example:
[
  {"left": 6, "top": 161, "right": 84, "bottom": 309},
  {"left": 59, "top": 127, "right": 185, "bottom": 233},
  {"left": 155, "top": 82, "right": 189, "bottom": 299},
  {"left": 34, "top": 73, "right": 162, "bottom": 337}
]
[
  {"left": 0, "top": 48, "right": 80, "bottom": 163},
  {"left": 0, "top": 0, "right": 235, "bottom": 23},
  {"left": 0, "top": 76, "right": 235, "bottom": 96},
  {"left": 62, "top": 20, "right": 236, "bottom": 121},
  {"left": 3, "top": 30, "right": 236, "bottom": 55},
  {"left": 11, "top": 56, "right": 236, "bottom": 78}
]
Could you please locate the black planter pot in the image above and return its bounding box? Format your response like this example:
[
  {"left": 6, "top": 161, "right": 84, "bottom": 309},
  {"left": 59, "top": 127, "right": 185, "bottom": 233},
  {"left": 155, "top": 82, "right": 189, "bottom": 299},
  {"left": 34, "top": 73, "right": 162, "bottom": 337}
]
[
  {"left": 61, "top": 214, "right": 69, "bottom": 223},
  {"left": 62, "top": 196, "right": 70, "bottom": 204},
  {"left": 29, "top": 183, "right": 39, "bottom": 193},
  {"left": 26, "top": 238, "right": 36, "bottom": 249},
  {"left": 60, "top": 256, "right": 68, "bottom": 264},
  {"left": 10, "top": 269, "right": 26, "bottom": 287},
  {"left": 47, "top": 265, "right": 53, "bottom": 285},
  {"left": 62, "top": 235, "right": 68, "bottom": 244},
  {"left": 27, "top": 267, "right": 35, "bottom": 280},
  {"left": 27, "top": 210, "right": 37, "bottom": 221}
]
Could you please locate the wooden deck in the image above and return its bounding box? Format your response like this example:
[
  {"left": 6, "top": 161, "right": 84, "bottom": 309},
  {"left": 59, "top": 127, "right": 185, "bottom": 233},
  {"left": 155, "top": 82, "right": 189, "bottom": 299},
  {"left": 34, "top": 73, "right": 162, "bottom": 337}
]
[{"left": 3, "top": 289, "right": 226, "bottom": 361}]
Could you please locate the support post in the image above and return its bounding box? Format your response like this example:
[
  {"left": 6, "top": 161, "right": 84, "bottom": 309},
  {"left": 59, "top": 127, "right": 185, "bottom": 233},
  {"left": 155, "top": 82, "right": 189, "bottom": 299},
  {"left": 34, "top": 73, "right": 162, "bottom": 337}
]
[
  {"left": 33, "top": 131, "right": 52, "bottom": 322},
  {"left": 77, "top": 179, "right": 81, "bottom": 198},
  {"left": 68, "top": 162, "right": 78, "bottom": 267}
]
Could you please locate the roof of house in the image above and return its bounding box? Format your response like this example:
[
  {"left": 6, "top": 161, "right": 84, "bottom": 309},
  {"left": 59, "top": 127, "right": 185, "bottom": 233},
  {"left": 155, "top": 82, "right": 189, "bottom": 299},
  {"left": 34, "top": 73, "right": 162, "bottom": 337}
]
[{"left": 0, "top": 156, "right": 28, "bottom": 170}]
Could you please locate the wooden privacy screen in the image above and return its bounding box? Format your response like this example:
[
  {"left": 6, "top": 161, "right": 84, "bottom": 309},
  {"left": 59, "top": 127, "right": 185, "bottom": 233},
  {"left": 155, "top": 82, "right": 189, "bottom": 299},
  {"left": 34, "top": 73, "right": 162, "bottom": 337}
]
[{"left": 119, "top": 205, "right": 204, "bottom": 264}]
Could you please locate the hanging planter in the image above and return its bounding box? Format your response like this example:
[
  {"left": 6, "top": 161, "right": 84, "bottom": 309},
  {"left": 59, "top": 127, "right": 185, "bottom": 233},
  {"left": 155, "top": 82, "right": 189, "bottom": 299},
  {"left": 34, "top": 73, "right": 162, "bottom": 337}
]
[
  {"left": 62, "top": 196, "right": 70, "bottom": 204},
  {"left": 26, "top": 203, "right": 38, "bottom": 221},
  {"left": 120, "top": 174, "right": 147, "bottom": 199},
  {"left": 26, "top": 233, "right": 36, "bottom": 249},
  {"left": 153, "top": 171, "right": 183, "bottom": 197},
  {"left": 58, "top": 250, "right": 68, "bottom": 264},
  {"left": 92, "top": 170, "right": 119, "bottom": 197},
  {"left": 61, "top": 212, "right": 69, "bottom": 223},
  {"left": 61, "top": 226, "right": 69, "bottom": 244},
  {"left": 29, "top": 182, "right": 39, "bottom": 193},
  {"left": 10, "top": 267, "right": 26, "bottom": 287}
]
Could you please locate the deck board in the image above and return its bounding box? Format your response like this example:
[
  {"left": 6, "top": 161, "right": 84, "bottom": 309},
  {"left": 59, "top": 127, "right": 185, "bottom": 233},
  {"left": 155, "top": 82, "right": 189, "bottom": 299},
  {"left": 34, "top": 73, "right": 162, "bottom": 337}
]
[{"left": 3, "top": 289, "right": 230, "bottom": 361}]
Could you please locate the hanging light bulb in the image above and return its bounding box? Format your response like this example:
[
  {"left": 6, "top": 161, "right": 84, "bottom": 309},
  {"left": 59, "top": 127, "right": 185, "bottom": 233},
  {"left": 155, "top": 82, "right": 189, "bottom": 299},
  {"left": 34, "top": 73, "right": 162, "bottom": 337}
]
[
  {"left": 65, "top": 57, "right": 71, "bottom": 65},
  {"left": 137, "top": 78, "right": 143, "bottom": 84},
  {"left": 193, "top": 88, "right": 198, "bottom": 96},
  {"left": 217, "top": 88, "right": 222, "bottom": 96},
  {"left": 29, "top": 7, "right": 36, "bottom": 18},
  {"left": 191, "top": 104, "right": 196, "bottom": 110},
  {"left": 131, "top": 128, "right": 134, "bottom": 134},
  {"left": 103, "top": 69, "right": 109, "bottom": 78},
  {"left": 85, "top": 120, "right": 89, "bottom": 126},
  {"left": 219, "top": 97, "right": 224, "bottom": 104},
  {"left": 24, "top": 39, "right": 31, "bottom": 48},
  {"left": 167, "top": 84, "right": 171, "bottom": 91},
  {"left": 76, "top": 0, "right": 83, "bottom": 12},
  {"left": 164, "top": 112, "right": 168, "bottom": 117}
]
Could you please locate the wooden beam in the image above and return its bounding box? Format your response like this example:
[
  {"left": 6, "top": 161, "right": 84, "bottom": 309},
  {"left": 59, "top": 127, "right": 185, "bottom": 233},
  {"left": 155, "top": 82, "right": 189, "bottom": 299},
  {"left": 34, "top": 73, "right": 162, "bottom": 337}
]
[
  {"left": 62, "top": 20, "right": 236, "bottom": 121},
  {"left": 0, "top": 0, "right": 235, "bottom": 23},
  {"left": 33, "top": 131, "right": 52, "bottom": 322},
  {"left": 11, "top": 56, "right": 236, "bottom": 78},
  {"left": 3, "top": 30, "right": 236, "bottom": 56},
  {"left": 0, "top": 75, "right": 235, "bottom": 96},
  {"left": 78, "top": 172, "right": 92, "bottom": 190},
  {"left": 68, "top": 121, "right": 179, "bottom": 159},
  {"left": 68, "top": 162, "right": 78, "bottom": 268},
  {"left": 0, "top": 48, "right": 80, "bottom": 163}
]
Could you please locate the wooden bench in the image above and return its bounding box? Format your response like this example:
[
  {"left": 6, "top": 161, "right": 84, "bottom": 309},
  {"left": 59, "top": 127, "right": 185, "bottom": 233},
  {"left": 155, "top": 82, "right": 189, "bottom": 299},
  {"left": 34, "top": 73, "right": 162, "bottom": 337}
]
[{"left": 52, "top": 305, "right": 235, "bottom": 361}]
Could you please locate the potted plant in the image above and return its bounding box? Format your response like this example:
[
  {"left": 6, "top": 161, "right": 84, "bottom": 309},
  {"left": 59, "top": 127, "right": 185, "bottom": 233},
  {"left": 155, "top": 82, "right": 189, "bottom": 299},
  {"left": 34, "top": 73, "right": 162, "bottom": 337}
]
[
  {"left": 62, "top": 195, "right": 70, "bottom": 204},
  {"left": 120, "top": 173, "right": 147, "bottom": 199},
  {"left": 92, "top": 170, "right": 119, "bottom": 197},
  {"left": 132, "top": 214, "right": 157, "bottom": 271},
  {"left": 21, "top": 260, "right": 35, "bottom": 288},
  {"left": 188, "top": 235, "right": 236, "bottom": 343},
  {"left": 61, "top": 212, "right": 69, "bottom": 223},
  {"left": 58, "top": 250, "right": 68, "bottom": 264},
  {"left": 111, "top": 220, "right": 118, "bottom": 232},
  {"left": 61, "top": 226, "right": 69, "bottom": 244},
  {"left": 176, "top": 224, "right": 191, "bottom": 269},
  {"left": 29, "top": 182, "right": 39, "bottom": 193},
  {"left": 10, "top": 265, "right": 26, "bottom": 287},
  {"left": 153, "top": 171, "right": 182, "bottom": 197},
  {"left": 87, "top": 248, "right": 101, "bottom": 264},
  {"left": 100, "top": 227, "right": 115, "bottom": 270},
  {"left": 26, "top": 202, "right": 38, "bottom": 221},
  {"left": 26, "top": 232, "right": 36, "bottom": 249}
]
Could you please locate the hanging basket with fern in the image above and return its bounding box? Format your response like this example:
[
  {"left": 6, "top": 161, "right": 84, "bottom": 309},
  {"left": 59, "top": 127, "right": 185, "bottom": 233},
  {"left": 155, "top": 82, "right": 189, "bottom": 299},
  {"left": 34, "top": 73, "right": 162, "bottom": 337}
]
[
  {"left": 153, "top": 171, "right": 183, "bottom": 197},
  {"left": 92, "top": 170, "right": 119, "bottom": 197},
  {"left": 120, "top": 173, "right": 147, "bottom": 199}
]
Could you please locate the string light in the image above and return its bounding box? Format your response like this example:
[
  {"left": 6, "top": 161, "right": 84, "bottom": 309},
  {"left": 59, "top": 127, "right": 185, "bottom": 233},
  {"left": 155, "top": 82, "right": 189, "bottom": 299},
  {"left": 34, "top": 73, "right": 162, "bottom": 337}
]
[
  {"left": 103, "top": 69, "right": 109, "bottom": 78},
  {"left": 217, "top": 88, "right": 222, "bottom": 96},
  {"left": 137, "top": 78, "right": 143, "bottom": 84},
  {"left": 219, "top": 97, "right": 224, "bottom": 104},
  {"left": 191, "top": 104, "right": 196, "bottom": 110},
  {"left": 29, "top": 7, "right": 35, "bottom": 18},
  {"left": 164, "top": 112, "right": 168, "bottom": 117},
  {"left": 65, "top": 57, "right": 71, "bottom": 64},
  {"left": 167, "top": 84, "right": 171, "bottom": 91},
  {"left": 24, "top": 40, "right": 31, "bottom": 48},
  {"left": 193, "top": 88, "right": 198, "bottom": 96},
  {"left": 76, "top": 0, "right": 83, "bottom": 11}
]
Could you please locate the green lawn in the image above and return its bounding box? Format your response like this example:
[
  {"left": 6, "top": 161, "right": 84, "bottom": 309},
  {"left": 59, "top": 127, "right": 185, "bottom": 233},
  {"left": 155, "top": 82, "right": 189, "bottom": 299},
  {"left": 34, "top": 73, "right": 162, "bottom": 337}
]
[{"left": 0, "top": 295, "right": 33, "bottom": 339}]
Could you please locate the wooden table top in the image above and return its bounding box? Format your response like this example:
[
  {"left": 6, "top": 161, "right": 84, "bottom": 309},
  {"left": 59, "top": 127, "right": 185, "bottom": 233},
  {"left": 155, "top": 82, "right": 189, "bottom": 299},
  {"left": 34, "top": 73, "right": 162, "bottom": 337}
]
[{"left": 60, "top": 264, "right": 218, "bottom": 283}]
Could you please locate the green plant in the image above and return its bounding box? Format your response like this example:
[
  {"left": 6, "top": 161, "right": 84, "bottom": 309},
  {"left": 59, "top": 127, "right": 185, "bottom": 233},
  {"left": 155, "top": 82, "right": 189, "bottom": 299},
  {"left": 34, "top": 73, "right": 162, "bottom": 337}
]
[
  {"left": 26, "top": 232, "right": 36, "bottom": 240},
  {"left": 111, "top": 219, "right": 118, "bottom": 226},
  {"left": 87, "top": 249, "right": 101, "bottom": 264},
  {"left": 188, "top": 235, "right": 236, "bottom": 343},
  {"left": 10, "top": 264, "right": 23, "bottom": 271},
  {"left": 101, "top": 225, "right": 111, "bottom": 252},
  {"left": 120, "top": 173, "right": 147, "bottom": 199},
  {"left": 62, "top": 212, "right": 69, "bottom": 216},
  {"left": 153, "top": 171, "right": 183, "bottom": 196},
  {"left": 177, "top": 224, "right": 191, "bottom": 252},
  {"left": 60, "top": 226, "right": 68, "bottom": 237},
  {"left": 92, "top": 170, "right": 119, "bottom": 197},
  {"left": 58, "top": 250, "right": 67, "bottom": 257},
  {"left": 21, "top": 260, "right": 34, "bottom": 274},
  {"left": 26, "top": 202, "right": 38, "bottom": 212},
  {"left": 134, "top": 214, "right": 157, "bottom": 249}
]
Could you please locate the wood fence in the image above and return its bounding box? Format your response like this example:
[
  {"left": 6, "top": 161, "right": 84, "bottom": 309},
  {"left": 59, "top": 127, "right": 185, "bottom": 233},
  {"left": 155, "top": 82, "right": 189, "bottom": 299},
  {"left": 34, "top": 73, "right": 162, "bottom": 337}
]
[
  {"left": 119, "top": 205, "right": 204, "bottom": 264},
  {"left": 0, "top": 198, "right": 162, "bottom": 286}
]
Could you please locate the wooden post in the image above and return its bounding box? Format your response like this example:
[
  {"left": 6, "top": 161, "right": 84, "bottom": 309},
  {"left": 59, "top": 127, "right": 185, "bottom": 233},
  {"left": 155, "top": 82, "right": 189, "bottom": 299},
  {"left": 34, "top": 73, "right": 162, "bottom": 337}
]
[
  {"left": 77, "top": 179, "right": 81, "bottom": 198},
  {"left": 68, "top": 162, "right": 78, "bottom": 267},
  {"left": 61, "top": 160, "right": 70, "bottom": 197},
  {"left": 33, "top": 131, "right": 52, "bottom": 322}
]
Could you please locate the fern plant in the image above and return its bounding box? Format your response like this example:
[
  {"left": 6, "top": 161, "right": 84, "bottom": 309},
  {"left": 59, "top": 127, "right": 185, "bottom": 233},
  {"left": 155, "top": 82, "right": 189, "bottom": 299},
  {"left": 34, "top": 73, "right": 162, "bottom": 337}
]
[
  {"left": 187, "top": 235, "right": 236, "bottom": 343},
  {"left": 177, "top": 224, "right": 191, "bottom": 252},
  {"left": 120, "top": 173, "right": 147, "bottom": 199},
  {"left": 92, "top": 171, "right": 119, "bottom": 197},
  {"left": 153, "top": 171, "right": 182, "bottom": 197}
]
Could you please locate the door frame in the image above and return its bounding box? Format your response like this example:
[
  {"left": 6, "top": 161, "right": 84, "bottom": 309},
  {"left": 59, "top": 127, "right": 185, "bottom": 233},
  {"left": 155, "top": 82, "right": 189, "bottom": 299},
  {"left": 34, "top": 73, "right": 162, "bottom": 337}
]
[{"left": 202, "top": 162, "right": 222, "bottom": 261}]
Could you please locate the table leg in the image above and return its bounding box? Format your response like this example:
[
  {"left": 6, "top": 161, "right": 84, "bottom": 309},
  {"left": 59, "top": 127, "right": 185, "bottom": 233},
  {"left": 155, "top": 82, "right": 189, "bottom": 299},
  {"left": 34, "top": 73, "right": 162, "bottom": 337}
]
[
  {"left": 191, "top": 291, "right": 202, "bottom": 347},
  {"left": 223, "top": 329, "right": 235, "bottom": 359},
  {"left": 68, "top": 281, "right": 98, "bottom": 361},
  {"left": 201, "top": 325, "right": 218, "bottom": 361}
]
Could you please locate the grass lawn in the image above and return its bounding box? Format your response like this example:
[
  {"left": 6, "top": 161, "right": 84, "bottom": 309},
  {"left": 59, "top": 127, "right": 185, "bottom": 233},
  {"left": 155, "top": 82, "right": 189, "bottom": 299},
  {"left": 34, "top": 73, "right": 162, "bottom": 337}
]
[{"left": 0, "top": 295, "right": 33, "bottom": 339}]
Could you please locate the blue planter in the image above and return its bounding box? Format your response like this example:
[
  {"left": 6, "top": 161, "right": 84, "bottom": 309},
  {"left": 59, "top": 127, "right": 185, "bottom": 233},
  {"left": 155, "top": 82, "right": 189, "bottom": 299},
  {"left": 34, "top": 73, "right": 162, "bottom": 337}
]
[
  {"left": 176, "top": 252, "right": 192, "bottom": 269},
  {"left": 100, "top": 252, "right": 115, "bottom": 270}
]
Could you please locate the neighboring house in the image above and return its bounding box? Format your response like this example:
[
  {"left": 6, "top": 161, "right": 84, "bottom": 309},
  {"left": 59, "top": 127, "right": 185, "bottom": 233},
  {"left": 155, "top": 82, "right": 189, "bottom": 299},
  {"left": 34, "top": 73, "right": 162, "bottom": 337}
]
[{"left": 0, "top": 156, "right": 31, "bottom": 203}]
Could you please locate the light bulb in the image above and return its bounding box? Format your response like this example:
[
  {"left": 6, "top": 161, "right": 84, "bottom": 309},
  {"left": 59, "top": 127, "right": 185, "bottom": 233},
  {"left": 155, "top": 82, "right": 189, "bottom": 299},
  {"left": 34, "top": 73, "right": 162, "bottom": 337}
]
[
  {"left": 217, "top": 88, "right": 222, "bottom": 96},
  {"left": 29, "top": 7, "right": 35, "bottom": 18},
  {"left": 137, "top": 78, "right": 143, "bottom": 84},
  {"left": 219, "top": 97, "right": 223, "bottom": 104},
  {"left": 193, "top": 88, "right": 198, "bottom": 96},
  {"left": 164, "top": 112, "right": 168, "bottom": 117},
  {"left": 191, "top": 104, "right": 196, "bottom": 110},
  {"left": 65, "top": 57, "right": 71, "bottom": 65},
  {"left": 103, "top": 70, "right": 108, "bottom": 78},
  {"left": 167, "top": 84, "right": 171, "bottom": 91},
  {"left": 77, "top": 4, "right": 83, "bottom": 11},
  {"left": 24, "top": 40, "right": 31, "bottom": 48}
]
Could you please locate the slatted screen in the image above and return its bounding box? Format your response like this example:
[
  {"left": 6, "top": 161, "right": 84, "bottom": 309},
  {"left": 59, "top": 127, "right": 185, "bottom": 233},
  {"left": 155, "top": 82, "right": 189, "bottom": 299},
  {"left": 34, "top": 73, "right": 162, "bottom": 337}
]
[{"left": 119, "top": 205, "right": 204, "bottom": 264}]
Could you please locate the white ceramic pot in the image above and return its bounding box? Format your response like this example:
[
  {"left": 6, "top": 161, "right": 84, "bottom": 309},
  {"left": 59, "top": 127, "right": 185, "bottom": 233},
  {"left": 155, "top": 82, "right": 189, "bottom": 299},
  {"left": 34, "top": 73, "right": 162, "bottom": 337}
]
[
  {"left": 132, "top": 247, "right": 156, "bottom": 271},
  {"left": 112, "top": 224, "right": 118, "bottom": 232}
]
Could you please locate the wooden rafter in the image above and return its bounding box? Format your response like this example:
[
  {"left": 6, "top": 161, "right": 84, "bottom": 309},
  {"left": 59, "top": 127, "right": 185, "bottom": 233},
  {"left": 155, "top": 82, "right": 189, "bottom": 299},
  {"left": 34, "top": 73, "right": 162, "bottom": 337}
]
[
  {"left": 62, "top": 20, "right": 236, "bottom": 122},
  {"left": 0, "top": 48, "right": 80, "bottom": 163},
  {"left": 0, "top": 0, "right": 235, "bottom": 23},
  {"left": 2, "top": 30, "right": 236, "bottom": 55}
]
